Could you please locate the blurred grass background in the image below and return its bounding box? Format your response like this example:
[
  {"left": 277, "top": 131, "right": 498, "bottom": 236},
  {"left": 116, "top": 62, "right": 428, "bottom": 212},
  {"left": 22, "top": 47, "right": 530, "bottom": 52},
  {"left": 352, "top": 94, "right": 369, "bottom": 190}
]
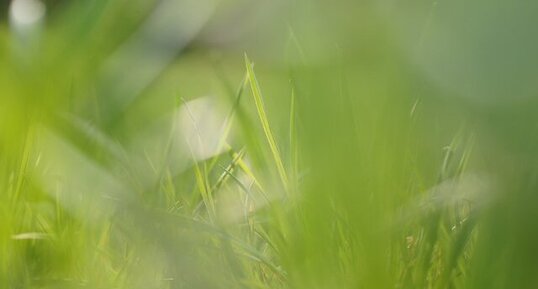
[{"left": 1, "top": 0, "right": 538, "bottom": 288}]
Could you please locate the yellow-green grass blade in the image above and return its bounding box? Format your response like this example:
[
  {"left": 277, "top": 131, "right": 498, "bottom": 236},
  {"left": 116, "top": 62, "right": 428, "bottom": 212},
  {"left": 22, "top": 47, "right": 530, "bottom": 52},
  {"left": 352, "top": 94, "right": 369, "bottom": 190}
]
[{"left": 244, "top": 54, "right": 289, "bottom": 193}]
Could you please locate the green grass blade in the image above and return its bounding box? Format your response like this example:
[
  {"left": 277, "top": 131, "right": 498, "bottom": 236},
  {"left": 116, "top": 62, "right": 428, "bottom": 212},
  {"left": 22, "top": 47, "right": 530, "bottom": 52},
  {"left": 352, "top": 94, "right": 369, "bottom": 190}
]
[{"left": 244, "top": 54, "right": 289, "bottom": 193}]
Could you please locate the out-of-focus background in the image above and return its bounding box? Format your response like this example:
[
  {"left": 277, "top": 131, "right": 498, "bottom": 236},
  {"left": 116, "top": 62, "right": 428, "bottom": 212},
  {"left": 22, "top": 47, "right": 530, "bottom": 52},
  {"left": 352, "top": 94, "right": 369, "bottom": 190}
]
[{"left": 1, "top": 0, "right": 538, "bottom": 288}]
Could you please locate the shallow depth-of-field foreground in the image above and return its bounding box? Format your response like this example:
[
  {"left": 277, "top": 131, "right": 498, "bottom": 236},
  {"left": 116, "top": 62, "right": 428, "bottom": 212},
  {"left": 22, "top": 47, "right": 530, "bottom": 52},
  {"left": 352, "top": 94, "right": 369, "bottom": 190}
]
[{"left": 2, "top": 1, "right": 538, "bottom": 288}]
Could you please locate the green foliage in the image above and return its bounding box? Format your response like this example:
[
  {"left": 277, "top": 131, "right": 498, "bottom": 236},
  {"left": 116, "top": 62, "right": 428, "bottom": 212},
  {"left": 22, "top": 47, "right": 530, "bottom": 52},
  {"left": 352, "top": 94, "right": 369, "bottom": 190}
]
[{"left": 2, "top": 1, "right": 538, "bottom": 289}]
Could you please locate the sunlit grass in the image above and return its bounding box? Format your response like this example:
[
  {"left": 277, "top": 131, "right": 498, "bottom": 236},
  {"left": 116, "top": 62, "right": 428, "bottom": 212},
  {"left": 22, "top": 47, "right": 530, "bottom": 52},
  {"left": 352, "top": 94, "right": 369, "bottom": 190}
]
[{"left": 2, "top": 1, "right": 538, "bottom": 289}]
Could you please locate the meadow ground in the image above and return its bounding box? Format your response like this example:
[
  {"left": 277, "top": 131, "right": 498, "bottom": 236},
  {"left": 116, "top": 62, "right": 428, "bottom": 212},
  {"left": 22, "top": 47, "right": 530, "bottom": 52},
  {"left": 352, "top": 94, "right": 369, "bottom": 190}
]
[{"left": 1, "top": 1, "right": 538, "bottom": 289}]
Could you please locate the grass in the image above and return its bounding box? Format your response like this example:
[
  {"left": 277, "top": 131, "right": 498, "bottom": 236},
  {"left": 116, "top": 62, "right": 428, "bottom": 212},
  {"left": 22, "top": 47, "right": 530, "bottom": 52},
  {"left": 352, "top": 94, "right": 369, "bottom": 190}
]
[{"left": 2, "top": 1, "right": 538, "bottom": 289}]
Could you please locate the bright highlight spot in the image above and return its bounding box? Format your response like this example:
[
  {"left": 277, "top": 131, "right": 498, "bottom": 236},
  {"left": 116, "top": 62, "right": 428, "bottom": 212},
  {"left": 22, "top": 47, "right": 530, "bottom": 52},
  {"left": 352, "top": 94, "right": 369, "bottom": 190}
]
[{"left": 9, "top": 0, "right": 46, "bottom": 26}]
